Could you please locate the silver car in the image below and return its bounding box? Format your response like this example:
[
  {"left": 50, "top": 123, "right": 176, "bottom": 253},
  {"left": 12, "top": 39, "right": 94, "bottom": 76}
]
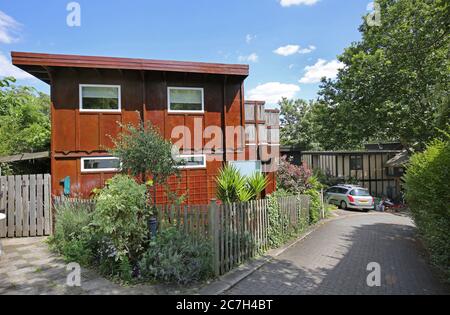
[{"left": 325, "top": 185, "right": 374, "bottom": 211}]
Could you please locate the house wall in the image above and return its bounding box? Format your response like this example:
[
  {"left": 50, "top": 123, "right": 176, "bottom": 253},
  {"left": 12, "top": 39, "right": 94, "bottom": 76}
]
[{"left": 50, "top": 68, "right": 248, "bottom": 204}]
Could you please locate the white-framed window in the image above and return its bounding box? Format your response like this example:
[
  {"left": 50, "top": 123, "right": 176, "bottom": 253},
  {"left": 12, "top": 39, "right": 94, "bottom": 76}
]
[
  {"left": 177, "top": 154, "right": 206, "bottom": 169},
  {"left": 168, "top": 87, "right": 204, "bottom": 113},
  {"left": 79, "top": 84, "right": 121, "bottom": 112},
  {"left": 81, "top": 157, "right": 121, "bottom": 173}
]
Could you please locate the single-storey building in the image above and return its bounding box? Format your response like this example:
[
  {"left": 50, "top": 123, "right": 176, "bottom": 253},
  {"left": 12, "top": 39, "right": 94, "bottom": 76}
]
[
  {"left": 12, "top": 52, "right": 278, "bottom": 204},
  {"left": 281, "top": 143, "right": 405, "bottom": 201}
]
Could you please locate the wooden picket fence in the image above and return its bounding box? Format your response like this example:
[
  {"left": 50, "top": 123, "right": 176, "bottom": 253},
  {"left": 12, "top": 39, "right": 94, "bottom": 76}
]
[
  {"left": 156, "top": 195, "right": 311, "bottom": 276},
  {"left": 50, "top": 194, "right": 312, "bottom": 277},
  {"left": 0, "top": 174, "right": 52, "bottom": 238}
]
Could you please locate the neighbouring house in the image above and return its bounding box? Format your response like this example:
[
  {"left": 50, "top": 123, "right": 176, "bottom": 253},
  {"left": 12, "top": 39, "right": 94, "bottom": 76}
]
[
  {"left": 281, "top": 143, "right": 405, "bottom": 201},
  {"left": 244, "top": 100, "right": 280, "bottom": 193},
  {"left": 12, "top": 52, "right": 278, "bottom": 204}
]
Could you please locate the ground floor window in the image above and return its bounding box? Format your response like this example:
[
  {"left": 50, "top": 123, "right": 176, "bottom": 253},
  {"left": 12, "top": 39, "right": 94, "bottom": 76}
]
[
  {"left": 350, "top": 155, "right": 363, "bottom": 171},
  {"left": 177, "top": 154, "right": 206, "bottom": 169},
  {"left": 81, "top": 157, "right": 121, "bottom": 173}
]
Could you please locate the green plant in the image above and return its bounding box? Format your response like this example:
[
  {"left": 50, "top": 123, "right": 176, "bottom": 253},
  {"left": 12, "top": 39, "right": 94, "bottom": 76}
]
[
  {"left": 403, "top": 132, "right": 450, "bottom": 279},
  {"left": 305, "top": 176, "right": 323, "bottom": 224},
  {"left": 110, "top": 121, "right": 180, "bottom": 209},
  {"left": 139, "top": 227, "right": 212, "bottom": 284},
  {"left": 216, "top": 165, "right": 254, "bottom": 203},
  {"left": 216, "top": 165, "right": 270, "bottom": 203},
  {"left": 247, "top": 172, "right": 269, "bottom": 200},
  {"left": 90, "top": 175, "right": 150, "bottom": 280},
  {"left": 266, "top": 190, "right": 309, "bottom": 248},
  {"left": 47, "top": 201, "right": 93, "bottom": 266},
  {"left": 277, "top": 156, "right": 313, "bottom": 194}
]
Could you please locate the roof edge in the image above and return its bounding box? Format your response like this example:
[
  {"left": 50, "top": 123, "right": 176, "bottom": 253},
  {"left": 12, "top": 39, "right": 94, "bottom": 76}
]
[{"left": 11, "top": 51, "right": 249, "bottom": 77}]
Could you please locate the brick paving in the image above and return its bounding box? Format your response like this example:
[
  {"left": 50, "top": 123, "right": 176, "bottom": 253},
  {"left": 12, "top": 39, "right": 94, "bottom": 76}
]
[
  {"left": 225, "top": 212, "right": 449, "bottom": 295},
  {"left": 0, "top": 237, "right": 196, "bottom": 295}
]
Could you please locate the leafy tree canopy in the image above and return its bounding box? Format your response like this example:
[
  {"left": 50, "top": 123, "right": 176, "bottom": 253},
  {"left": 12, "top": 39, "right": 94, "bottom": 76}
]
[
  {"left": 0, "top": 77, "right": 51, "bottom": 156},
  {"left": 315, "top": 0, "right": 449, "bottom": 150}
]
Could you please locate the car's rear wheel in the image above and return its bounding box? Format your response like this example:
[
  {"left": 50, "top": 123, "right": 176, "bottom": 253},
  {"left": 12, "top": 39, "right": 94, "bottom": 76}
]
[{"left": 340, "top": 201, "right": 347, "bottom": 210}]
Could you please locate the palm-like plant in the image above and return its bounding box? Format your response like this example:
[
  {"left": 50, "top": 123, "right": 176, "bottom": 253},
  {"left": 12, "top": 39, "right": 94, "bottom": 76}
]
[
  {"left": 216, "top": 165, "right": 255, "bottom": 203},
  {"left": 216, "top": 165, "right": 269, "bottom": 203},
  {"left": 247, "top": 172, "right": 269, "bottom": 200}
]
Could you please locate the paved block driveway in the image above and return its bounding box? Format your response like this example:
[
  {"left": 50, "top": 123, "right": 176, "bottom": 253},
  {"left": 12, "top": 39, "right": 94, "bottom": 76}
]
[{"left": 225, "top": 212, "right": 449, "bottom": 295}]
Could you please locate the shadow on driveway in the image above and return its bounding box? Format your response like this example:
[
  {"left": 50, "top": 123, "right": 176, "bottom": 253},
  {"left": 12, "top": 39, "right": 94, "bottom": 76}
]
[{"left": 225, "top": 214, "right": 449, "bottom": 295}]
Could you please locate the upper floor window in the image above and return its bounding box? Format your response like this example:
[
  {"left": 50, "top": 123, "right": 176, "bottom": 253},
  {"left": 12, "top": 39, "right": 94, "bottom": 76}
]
[
  {"left": 80, "top": 85, "right": 121, "bottom": 112},
  {"left": 168, "top": 87, "right": 204, "bottom": 113}
]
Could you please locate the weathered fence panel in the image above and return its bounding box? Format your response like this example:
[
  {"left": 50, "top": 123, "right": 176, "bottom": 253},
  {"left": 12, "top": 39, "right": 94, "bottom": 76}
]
[{"left": 0, "top": 174, "right": 52, "bottom": 238}]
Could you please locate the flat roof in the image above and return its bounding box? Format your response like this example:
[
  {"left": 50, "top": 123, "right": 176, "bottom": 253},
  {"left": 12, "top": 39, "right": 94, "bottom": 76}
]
[
  {"left": 0, "top": 151, "right": 50, "bottom": 163},
  {"left": 11, "top": 51, "right": 249, "bottom": 83}
]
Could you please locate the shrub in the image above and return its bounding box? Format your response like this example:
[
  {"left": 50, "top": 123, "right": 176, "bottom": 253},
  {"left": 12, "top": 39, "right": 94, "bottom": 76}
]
[
  {"left": 277, "top": 156, "right": 312, "bottom": 194},
  {"left": 139, "top": 227, "right": 212, "bottom": 284},
  {"left": 110, "top": 121, "right": 180, "bottom": 209},
  {"left": 47, "top": 201, "right": 93, "bottom": 266},
  {"left": 403, "top": 134, "right": 450, "bottom": 278},
  {"left": 305, "top": 176, "right": 324, "bottom": 224},
  {"left": 90, "top": 175, "right": 150, "bottom": 280}
]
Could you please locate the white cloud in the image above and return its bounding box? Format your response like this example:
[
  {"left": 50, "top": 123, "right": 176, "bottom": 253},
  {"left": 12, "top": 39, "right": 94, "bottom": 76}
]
[
  {"left": 298, "top": 45, "right": 316, "bottom": 54},
  {"left": 246, "top": 34, "right": 256, "bottom": 44},
  {"left": 0, "top": 11, "right": 21, "bottom": 44},
  {"left": 247, "top": 82, "right": 300, "bottom": 105},
  {"left": 238, "top": 53, "right": 259, "bottom": 63},
  {"left": 0, "top": 52, "right": 34, "bottom": 79},
  {"left": 274, "top": 44, "right": 316, "bottom": 56},
  {"left": 299, "top": 59, "right": 344, "bottom": 84},
  {"left": 274, "top": 45, "right": 300, "bottom": 56},
  {"left": 279, "top": 0, "right": 320, "bottom": 7}
]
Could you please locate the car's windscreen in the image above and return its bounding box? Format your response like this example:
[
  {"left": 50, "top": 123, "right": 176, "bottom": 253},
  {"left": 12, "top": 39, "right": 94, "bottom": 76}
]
[{"left": 350, "top": 189, "right": 371, "bottom": 196}]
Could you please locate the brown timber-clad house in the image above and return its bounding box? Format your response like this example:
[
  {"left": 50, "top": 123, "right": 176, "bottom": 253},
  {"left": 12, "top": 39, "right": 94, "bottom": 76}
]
[{"left": 12, "top": 52, "right": 278, "bottom": 204}]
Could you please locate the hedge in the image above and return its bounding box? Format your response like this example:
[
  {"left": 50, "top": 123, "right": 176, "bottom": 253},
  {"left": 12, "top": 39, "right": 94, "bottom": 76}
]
[{"left": 403, "top": 134, "right": 450, "bottom": 279}]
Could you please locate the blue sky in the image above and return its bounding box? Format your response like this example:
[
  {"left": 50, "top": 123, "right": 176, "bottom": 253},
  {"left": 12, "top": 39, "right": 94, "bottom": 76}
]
[{"left": 0, "top": 0, "right": 370, "bottom": 107}]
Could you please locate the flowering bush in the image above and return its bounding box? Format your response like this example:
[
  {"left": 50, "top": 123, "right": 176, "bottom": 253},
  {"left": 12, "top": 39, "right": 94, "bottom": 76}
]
[{"left": 277, "top": 156, "right": 313, "bottom": 194}]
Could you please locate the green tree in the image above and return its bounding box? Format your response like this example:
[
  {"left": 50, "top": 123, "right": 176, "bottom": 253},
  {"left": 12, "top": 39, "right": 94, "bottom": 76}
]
[
  {"left": 110, "top": 122, "right": 180, "bottom": 209},
  {"left": 279, "top": 98, "right": 316, "bottom": 149},
  {"left": 0, "top": 77, "right": 51, "bottom": 173},
  {"left": 317, "top": 0, "right": 449, "bottom": 150}
]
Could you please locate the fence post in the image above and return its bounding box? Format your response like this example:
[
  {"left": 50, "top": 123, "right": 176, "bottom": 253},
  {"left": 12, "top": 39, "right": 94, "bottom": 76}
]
[
  {"left": 208, "top": 199, "right": 220, "bottom": 277},
  {"left": 320, "top": 188, "right": 325, "bottom": 220}
]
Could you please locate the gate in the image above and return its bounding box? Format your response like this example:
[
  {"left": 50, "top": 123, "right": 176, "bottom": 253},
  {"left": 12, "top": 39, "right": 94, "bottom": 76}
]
[{"left": 0, "top": 174, "right": 52, "bottom": 238}]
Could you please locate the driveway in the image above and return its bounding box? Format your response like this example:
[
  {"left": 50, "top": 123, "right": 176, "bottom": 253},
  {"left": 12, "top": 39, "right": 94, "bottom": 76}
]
[{"left": 225, "top": 212, "right": 449, "bottom": 295}]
